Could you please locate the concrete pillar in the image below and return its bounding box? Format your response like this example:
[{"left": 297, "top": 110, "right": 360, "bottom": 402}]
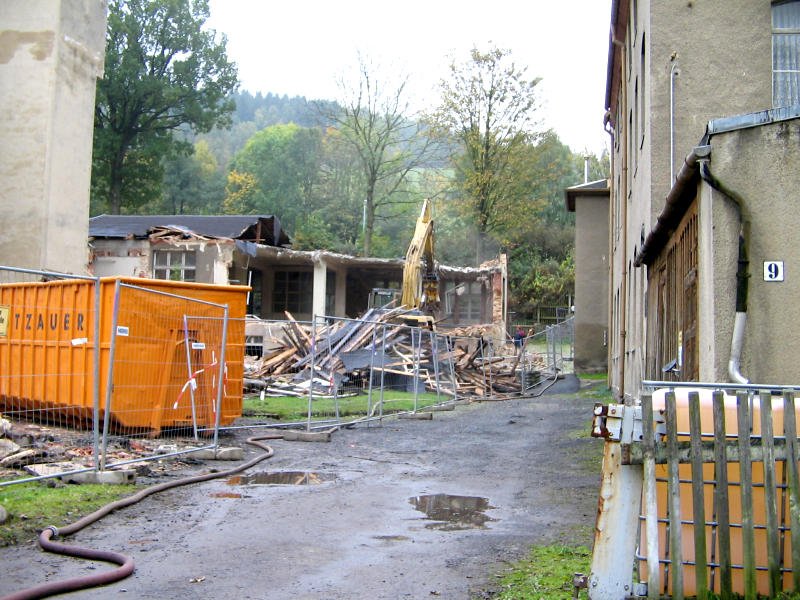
[
  {"left": 312, "top": 259, "right": 327, "bottom": 317},
  {"left": 0, "top": 0, "right": 107, "bottom": 274},
  {"left": 334, "top": 268, "right": 347, "bottom": 316}
]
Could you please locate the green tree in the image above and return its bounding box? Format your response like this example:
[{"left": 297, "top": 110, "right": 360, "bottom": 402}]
[
  {"left": 428, "top": 45, "right": 541, "bottom": 263},
  {"left": 150, "top": 139, "right": 225, "bottom": 214},
  {"left": 223, "top": 123, "right": 323, "bottom": 234},
  {"left": 92, "top": 0, "right": 238, "bottom": 214},
  {"left": 312, "top": 127, "right": 365, "bottom": 253},
  {"left": 501, "top": 134, "right": 609, "bottom": 314}
]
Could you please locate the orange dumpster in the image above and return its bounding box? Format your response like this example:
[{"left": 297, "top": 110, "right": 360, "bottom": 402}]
[{"left": 0, "top": 276, "right": 248, "bottom": 434}]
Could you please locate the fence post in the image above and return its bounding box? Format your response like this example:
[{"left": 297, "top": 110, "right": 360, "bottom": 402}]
[
  {"left": 377, "top": 322, "right": 387, "bottom": 420},
  {"left": 307, "top": 315, "right": 317, "bottom": 432},
  {"left": 712, "top": 390, "right": 733, "bottom": 599},
  {"left": 212, "top": 304, "right": 229, "bottom": 449},
  {"left": 759, "top": 391, "right": 781, "bottom": 596},
  {"left": 736, "top": 391, "right": 757, "bottom": 599},
  {"left": 665, "top": 391, "right": 684, "bottom": 599},
  {"left": 412, "top": 327, "right": 420, "bottom": 412},
  {"left": 688, "top": 391, "right": 709, "bottom": 597},
  {"left": 430, "top": 329, "right": 441, "bottom": 404},
  {"left": 92, "top": 277, "right": 101, "bottom": 471},
  {"left": 367, "top": 322, "right": 378, "bottom": 417},
  {"left": 588, "top": 395, "right": 645, "bottom": 599},
  {"left": 100, "top": 279, "right": 122, "bottom": 471},
  {"left": 641, "top": 392, "right": 660, "bottom": 599},
  {"left": 447, "top": 335, "right": 458, "bottom": 402},
  {"left": 182, "top": 314, "right": 200, "bottom": 441},
  {"left": 783, "top": 391, "right": 800, "bottom": 594},
  {"left": 478, "top": 338, "right": 490, "bottom": 400},
  {"left": 325, "top": 320, "right": 341, "bottom": 423}
]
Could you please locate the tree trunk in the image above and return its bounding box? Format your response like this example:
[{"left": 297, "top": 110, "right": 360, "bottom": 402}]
[
  {"left": 475, "top": 231, "right": 484, "bottom": 265},
  {"left": 109, "top": 148, "right": 126, "bottom": 215},
  {"left": 363, "top": 193, "right": 375, "bottom": 256}
]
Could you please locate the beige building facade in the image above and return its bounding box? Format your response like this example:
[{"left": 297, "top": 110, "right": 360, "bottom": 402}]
[
  {"left": 606, "top": 0, "right": 797, "bottom": 399},
  {"left": 0, "top": 0, "right": 107, "bottom": 274},
  {"left": 566, "top": 180, "right": 610, "bottom": 374}
]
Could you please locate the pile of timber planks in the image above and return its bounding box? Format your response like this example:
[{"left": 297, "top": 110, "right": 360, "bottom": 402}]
[{"left": 243, "top": 310, "right": 546, "bottom": 399}]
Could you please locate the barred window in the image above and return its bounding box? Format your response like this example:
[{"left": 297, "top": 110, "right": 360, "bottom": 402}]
[
  {"left": 153, "top": 250, "right": 196, "bottom": 282},
  {"left": 773, "top": 1, "right": 800, "bottom": 107}
]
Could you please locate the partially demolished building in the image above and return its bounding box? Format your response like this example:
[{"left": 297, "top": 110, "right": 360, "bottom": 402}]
[{"left": 88, "top": 214, "right": 507, "bottom": 331}]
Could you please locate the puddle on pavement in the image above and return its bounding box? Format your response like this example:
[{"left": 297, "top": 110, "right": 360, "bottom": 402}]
[
  {"left": 373, "top": 535, "right": 411, "bottom": 542},
  {"left": 409, "top": 494, "right": 497, "bottom": 531},
  {"left": 227, "top": 471, "right": 333, "bottom": 486}
]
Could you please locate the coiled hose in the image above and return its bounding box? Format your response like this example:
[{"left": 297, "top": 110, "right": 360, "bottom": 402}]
[{"left": 2, "top": 433, "right": 281, "bottom": 600}]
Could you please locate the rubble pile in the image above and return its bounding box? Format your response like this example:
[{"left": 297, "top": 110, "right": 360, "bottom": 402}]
[
  {"left": 0, "top": 416, "right": 182, "bottom": 480},
  {"left": 244, "top": 310, "right": 547, "bottom": 399}
]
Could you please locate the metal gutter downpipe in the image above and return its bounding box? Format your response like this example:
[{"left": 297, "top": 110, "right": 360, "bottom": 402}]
[
  {"left": 609, "top": 29, "right": 628, "bottom": 401},
  {"left": 670, "top": 60, "right": 680, "bottom": 183},
  {"left": 729, "top": 312, "right": 749, "bottom": 384},
  {"left": 698, "top": 160, "right": 750, "bottom": 384}
]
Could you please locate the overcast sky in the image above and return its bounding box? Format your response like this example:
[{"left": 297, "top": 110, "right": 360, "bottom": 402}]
[{"left": 206, "top": 0, "right": 612, "bottom": 156}]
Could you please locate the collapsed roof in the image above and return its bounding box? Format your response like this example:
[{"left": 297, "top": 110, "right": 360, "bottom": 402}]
[{"left": 89, "top": 214, "right": 291, "bottom": 247}]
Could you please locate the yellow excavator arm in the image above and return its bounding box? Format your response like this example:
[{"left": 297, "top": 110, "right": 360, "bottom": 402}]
[{"left": 401, "top": 199, "right": 440, "bottom": 312}]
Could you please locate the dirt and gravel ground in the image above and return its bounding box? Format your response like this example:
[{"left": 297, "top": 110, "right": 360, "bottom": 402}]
[{"left": 0, "top": 381, "right": 603, "bottom": 600}]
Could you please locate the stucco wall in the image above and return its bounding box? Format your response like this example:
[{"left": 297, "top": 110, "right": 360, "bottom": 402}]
[
  {"left": 89, "top": 239, "right": 235, "bottom": 285},
  {"left": 91, "top": 238, "right": 150, "bottom": 278},
  {"left": 0, "top": 0, "right": 106, "bottom": 274},
  {"left": 609, "top": 0, "right": 775, "bottom": 396},
  {"left": 702, "top": 118, "right": 800, "bottom": 384},
  {"left": 574, "top": 194, "right": 609, "bottom": 373}
]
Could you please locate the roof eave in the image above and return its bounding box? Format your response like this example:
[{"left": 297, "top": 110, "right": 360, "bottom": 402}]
[{"left": 605, "top": 0, "right": 628, "bottom": 118}]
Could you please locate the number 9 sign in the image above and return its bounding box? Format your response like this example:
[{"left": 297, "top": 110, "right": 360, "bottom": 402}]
[{"left": 763, "top": 261, "right": 784, "bottom": 282}]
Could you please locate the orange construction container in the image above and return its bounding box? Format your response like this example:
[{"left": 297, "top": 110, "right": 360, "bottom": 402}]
[{"left": 0, "top": 277, "right": 248, "bottom": 434}]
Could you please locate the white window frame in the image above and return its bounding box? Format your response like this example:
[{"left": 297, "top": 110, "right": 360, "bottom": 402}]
[
  {"left": 773, "top": 0, "right": 800, "bottom": 107},
  {"left": 153, "top": 249, "right": 196, "bottom": 282}
]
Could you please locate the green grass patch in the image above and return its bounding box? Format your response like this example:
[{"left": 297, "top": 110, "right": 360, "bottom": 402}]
[
  {"left": 577, "top": 375, "right": 613, "bottom": 405},
  {"left": 493, "top": 544, "right": 591, "bottom": 599},
  {"left": 0, "top": 480, "right": 135, "bottom": 546},
  {"left": 492, "top": 544, "right": 800, "bottom": 600},
  {"left": 243, "top": 390, "right": 446, "bottom": 421}
]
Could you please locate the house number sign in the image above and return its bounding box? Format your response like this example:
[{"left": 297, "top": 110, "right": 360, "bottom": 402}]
[{"left": 764, "top": 261, "right": 784, "bottom": 282}]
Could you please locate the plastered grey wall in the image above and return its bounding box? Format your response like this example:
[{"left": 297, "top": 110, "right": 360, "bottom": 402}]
[
  {"left": 89, "top": 239, "right": 235, "bottom": 285},
  {"left": 574, "top": 195, "right": 609, "bottom": 373},
  {"left": 703, "top": 119, "right": 800, "bottom": 384},
  {"left": 609, "top": 0, "right": 774, "bottom": 395},
  {"left": 0, "top": 0, "right": 107, "bottom": 274},
  {"left": 91, "top": 238, "right": 150, "bottom": 277}
]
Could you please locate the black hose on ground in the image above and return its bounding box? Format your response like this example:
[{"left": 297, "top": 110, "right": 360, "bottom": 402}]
[{"left": 2, "top": 433, "right": 282, "bottom": 600}]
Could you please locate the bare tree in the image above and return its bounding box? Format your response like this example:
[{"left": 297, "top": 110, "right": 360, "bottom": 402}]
[{"left": 318, "top": 55, "right": 437, "bottom": 256}]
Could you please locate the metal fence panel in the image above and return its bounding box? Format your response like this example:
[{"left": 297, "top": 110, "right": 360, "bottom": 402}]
[
  {"left": 104, "top": 281, "right": 235, "bottom": 440},
  {"left": 0, "top": 267, "right": 102, "bottom": 475},
  {"left": 0, "top": 270, "right": 244, "bottom": 486}
]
